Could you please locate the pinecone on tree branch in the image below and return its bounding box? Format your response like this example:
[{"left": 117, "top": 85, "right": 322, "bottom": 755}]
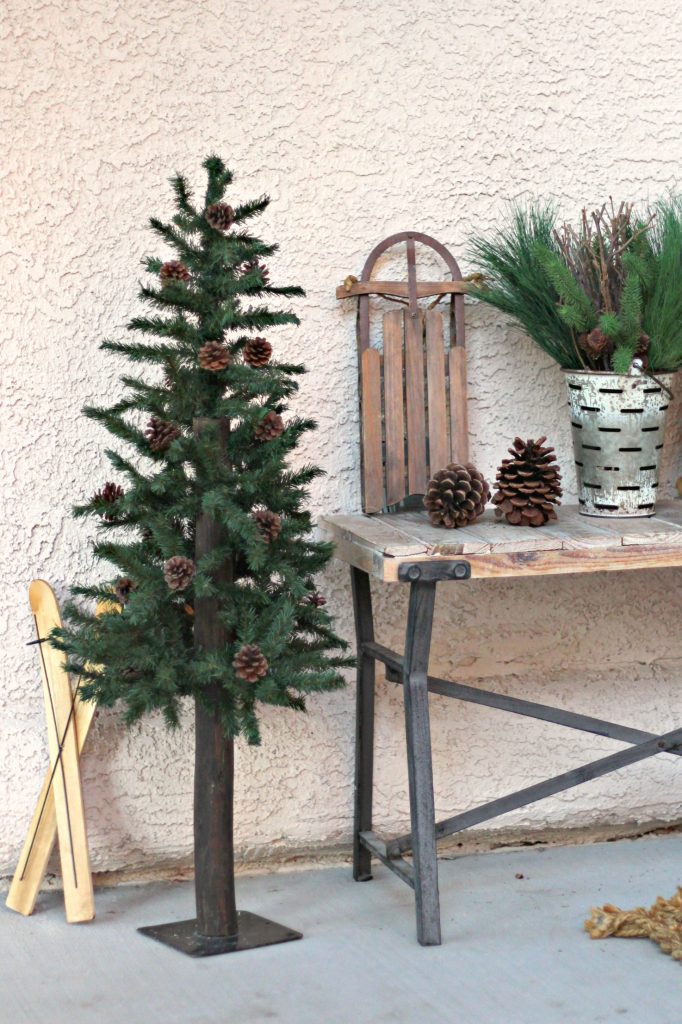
[
  {"left": 244, "top": 337, "right": 272, "bottom": 367},
  {"left": 205, "top": 202, "right": 235, "bottom": 231},
  {"left": 163, "top": 556, "right": 196, "bottom": 591},
  {"left": 145, "top": 416, "right": 181, "bottom": 453},
  {"left": 198, "top": 341, "right": 231, "bottom": 371},
  {"left": 492, "top": 436, "right": 562, "bottom": 527},
  {"left": 93, "top": 481, "right": 124, "bottom": 520},
  {"left": 424, "top": 463, "right": 490, "bottom": 529},
  {"left": 255, "top": 410, "right": 284, "bottom": 441},
  {"left": 233, "top": 644, "right": 268, "bottom": 682},
  {"left": 160, "top": 260, "right": 190, "bottom": 284},
  {"left": 253, "top": 509, "right": 282, "bottom": 543}
]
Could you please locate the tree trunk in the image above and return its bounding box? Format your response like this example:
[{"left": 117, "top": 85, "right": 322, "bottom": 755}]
[{"left": 192, "top": 417, "right": 237, "bottom": 939}]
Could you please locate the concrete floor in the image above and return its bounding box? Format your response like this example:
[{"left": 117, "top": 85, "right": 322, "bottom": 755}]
[{"left": 2, "top": 835, "right": 682, "bottom": 1024}]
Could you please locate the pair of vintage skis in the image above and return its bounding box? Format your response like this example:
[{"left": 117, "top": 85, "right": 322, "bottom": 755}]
[{"left": 6, "top": 581, "right": 96, "bottom": 923}]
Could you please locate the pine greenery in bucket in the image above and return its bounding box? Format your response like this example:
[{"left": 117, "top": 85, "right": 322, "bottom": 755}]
[
  {"left": 468, "top": 199, "right": 682, "bottom": 516},
  {"left": 468, "top": 198, "right": 682, "bottom": 374}
]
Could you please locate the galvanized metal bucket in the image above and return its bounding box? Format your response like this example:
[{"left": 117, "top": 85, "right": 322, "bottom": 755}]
[{"left": 564, "top": 370, "right": 674, "bottom": 518}]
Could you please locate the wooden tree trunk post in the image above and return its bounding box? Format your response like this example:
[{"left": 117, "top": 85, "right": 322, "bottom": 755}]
[
  {"left": 193, "top": 418, "right": 238, "bottom": 939},
  {"left": 138, "top": 418, "right": 302, "bottom": 957}
]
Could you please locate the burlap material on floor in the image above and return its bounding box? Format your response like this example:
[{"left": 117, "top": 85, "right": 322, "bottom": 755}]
[{"left": 585, "top": 888, "right": 682, "bottom": 962}]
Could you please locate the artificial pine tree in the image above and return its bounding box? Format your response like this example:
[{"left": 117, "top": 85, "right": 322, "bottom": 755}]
[{"left": 53, "top": 156, "right": 352, "bottom": 955}]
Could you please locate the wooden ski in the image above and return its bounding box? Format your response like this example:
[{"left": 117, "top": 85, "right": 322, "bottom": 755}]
[{"left": 6, "top": 581, "right": 96, "bottom": 922}]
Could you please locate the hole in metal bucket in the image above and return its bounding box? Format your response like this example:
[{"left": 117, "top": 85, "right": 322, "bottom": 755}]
[
  {"left": 599, "top": 387, "right": 624, "bottom": 394},
  {"left": 580, "top": 405, "right": 601, "bottom": 412},
  {"left": 598, "top": 427, "right": 621, "bottom": 433},
  {"left": 659, "top": 404, "right": 669, "bottom": 411},
  {"left": 638, "top": 503, "right": 655, "bottom": 510},
  {"left": 641, "top": 426, "right": 660, "bottom": 432},
  {"left": 656, "top": 443, "right": 664, "bottom": 449},
  {"left": 594, "top": 503, "right": 619, "bottom": 510},
  {"left": 619, "top": 446, "right": 641, "bottom": 452},
  {"left": 571, "top": 422, "right": 583, "bottom": 429},
  {"left": 640, "top": 464, "right": 656, "bottom": 471},
  {"left": 601, "top": 466, "right": 620, "bottom": 471},
  {"left": 568, "top": 384, "right": 582, "bottom": 391},
  {"left": 582, "top": 444, "right": 601, "bottom": 451},
  {"left": 643, "top": 387, "right": 662, "bottom": 394},
  {"left": 574, "top": 460, "right": 583, "bottom": 467},
  {"left": 583, "top": 483, "right": 602, "bottom": 489},
  {"left": 617, "top": 485, "right": 641, "bottom": 491},
  {"left": 621, "top": 408, "right": 644, "bottom": 413}
]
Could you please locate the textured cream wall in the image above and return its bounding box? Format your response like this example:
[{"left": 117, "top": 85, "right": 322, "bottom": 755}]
[{"left": 4, "top": 0, "right": 682, "bottom": 877}]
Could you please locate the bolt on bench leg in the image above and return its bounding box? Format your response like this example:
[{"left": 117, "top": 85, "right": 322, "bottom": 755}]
[
  {"left": 351, "top": 567, "right": 375, "bottom": 882},
  {"left": 403, "top": 580, "right": 441, "bottom": 946}
]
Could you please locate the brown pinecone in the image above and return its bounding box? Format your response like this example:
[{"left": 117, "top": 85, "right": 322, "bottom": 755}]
[
  {"left": 93, "top": 481, "right": 124, "bottom": 520},
  {"left": 242, "top": 259, "right": 269, "bottom": 285},
  {"left": 578, "top": 328, "right": 613, "bottom": 362},
  {"left": 145, "top": 416, "right": 181, "bottom": 453},
  {"left": 424, "top": 463, "right": 490, "bottom": 529},
  {"left": 163, "top": 555, "right": 196, "bottom": 591},
  {"left": 233, "top": 643, "right": 269, "bottom": 682},
  {"left": 160, "top": 260, "right": 190, "bottom": 284},
  {"left": 253, "top": 509, "right": 282, "bottom": 543},
  {"left": 492, "top": 436, "right": 562, "bottom": 527},
  {"left": 308, "top": 591, "right": 326, "bottom": 608},
  {"left": 205, "top": 202, "right": 235, "bottom": 231},
  {"left": 255, "top": 410, "right": 284, "bottom": 441},
  {"left": 244, "top": 337, "right": 272, "bottom": 367},
  {"left": 198, "top": 341, "right": 231, "bottom": 371},
  {"left": 114, "top": 577, "right": 136, "bottom": 605}
]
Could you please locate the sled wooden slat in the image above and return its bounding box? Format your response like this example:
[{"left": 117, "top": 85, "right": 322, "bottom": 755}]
[
  {"left": 425, "top": 311, "right": 449, "bottom": 477},
  {"left": 383, "top": 311, "right": 406, "bottom": 508},
  {"left": 449, "top": 347, "right": 469, "bottom": 464},
  {"left": 336, "top": 280, "right": 470, "bottom": 300},
  {"left": 360, "top": 347, "right": 384, "bottom": 513}
]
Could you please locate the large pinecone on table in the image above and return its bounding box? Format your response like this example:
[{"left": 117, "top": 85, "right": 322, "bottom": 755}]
[
  {"left": 255, "top": 410, "right": 284, "bottom": 441},
  {"left": 163, "top": 556, "right": 196, "bottom": 591},
  {"left": 159, "top": 260, "right": 190, "bottom": 284},
  {"left": 423, "top": 463, "right": 490, "bottom": 529},
  {"left": 253, "top": 509, "right": 282, "bottom": 543},
  {"left": 233, "top": 643, "right": 269, "bottom": 682},
  {"left": 492, "top": 436, "right": 562, "bottom": 527},
  {"left": 93, "top": 481, "right": 124, "bottom": 520},
  {"left": 244, "top": 337, "right": 272, "bottom": 367},
  {"left": 145, "top": 416, "right": 181, "bottom": 453},
  {"left": 198, "top": 341, "right": 231, "bottom": 371},
  {"left": 205, "top": 202, "right": 235, "bottom": 231}
]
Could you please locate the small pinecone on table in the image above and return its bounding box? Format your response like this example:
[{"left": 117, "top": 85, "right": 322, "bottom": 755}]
[
  {"left": 198, "top": 340, "right": 231, "bottom": 371},
  {"left": 424, "top": 463, "right": 490, "bottom": 529},
  {"left": 255, "top": 410, "right": 284, "bottom": 441},
  {"left": 145, "top": 416, "right": 181, "bottom": 453},
  {"left": 233, "top": 643, "right": 269, "bottom": 682},
  {"left": 244, "top": 337, "right": 272, "bottom": 367},
  {"left": 253, "top": 509, "right": 282, "bottom": 543},
  {"left": 159, "top": 260, "right": 190, "bottom": 285},
  {"left": 492, "top": 436, "right": 562, "bottom": 527},
  {"left": 163, "top": 555, "right": 196, "bottom": 591},
  {"left": 205, "top": 202, "right": 235, "bottom": 231},
  {"left": 93, "top": 481, "right": 124, "bottom": 520}
]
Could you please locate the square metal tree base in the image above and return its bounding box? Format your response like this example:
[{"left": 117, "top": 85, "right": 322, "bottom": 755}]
[{"left": 138, "top": 911, "right": 302, "bottom": 957}]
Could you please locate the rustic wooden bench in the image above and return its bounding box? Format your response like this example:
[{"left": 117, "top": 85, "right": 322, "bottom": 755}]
[{"left": 320, "top": 231, "right": 682, "bottom": 946}]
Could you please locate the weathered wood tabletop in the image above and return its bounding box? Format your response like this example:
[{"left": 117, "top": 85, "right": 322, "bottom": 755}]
[{"left": 321, "top": 500, "right": 682, "bottom": 581}]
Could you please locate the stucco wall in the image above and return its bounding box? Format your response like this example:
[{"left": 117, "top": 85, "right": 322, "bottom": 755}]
[{"left": 4, "top": 0, "right": 682, "bottom": 877}]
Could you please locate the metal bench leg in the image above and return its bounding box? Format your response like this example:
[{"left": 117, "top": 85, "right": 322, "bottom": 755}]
[
  {"left": 403, "top": 580, "right": 441, "bottom": 946},
  {"left": 351, "top": 567, "right": 375, "bottom": 881}
]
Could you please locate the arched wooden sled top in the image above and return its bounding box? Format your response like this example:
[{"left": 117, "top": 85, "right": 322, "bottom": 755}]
[{"left": 337, "top": 232, "right": 470, "bottom": 514}]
